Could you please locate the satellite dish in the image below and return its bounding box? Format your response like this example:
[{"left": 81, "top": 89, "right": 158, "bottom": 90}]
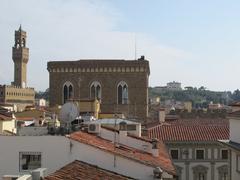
[{"left": 59, "top": 102, "right": 79, "bottom": 124}]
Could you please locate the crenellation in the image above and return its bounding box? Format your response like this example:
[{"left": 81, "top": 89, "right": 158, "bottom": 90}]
[{"left": 46, "top": 66, "right": 152, "bottom": 75}]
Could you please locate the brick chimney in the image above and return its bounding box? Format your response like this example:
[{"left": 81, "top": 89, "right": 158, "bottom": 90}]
[
  {"left": 159, "top": 108, "right": 165, "bottom": 123},
  {"left": 119, "top": 121, "right": 128, "bottom": 144},
  {"left": 151, "top": 138, "right": 159, "bottom": 157}
]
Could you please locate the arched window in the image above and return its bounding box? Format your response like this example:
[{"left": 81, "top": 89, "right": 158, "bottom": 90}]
[
  {"left": 90, "top": 81, "right": 101, "bottom": 100},
  {"left": 117, "top": 81, "right": 128, "bottom": 104},
  {"left": 69, "top": 85, "right": 73, "bottom": 99},
  {"left": 63, "top": 81, "right": 74, "bottom": 104},
  {"left": 22, "top": 38, "right": 26, "bottom": 47}
]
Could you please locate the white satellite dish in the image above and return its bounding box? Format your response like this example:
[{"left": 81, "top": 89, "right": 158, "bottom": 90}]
[{"left": 59, "top": 102, "right": 79, "bottom": 124}]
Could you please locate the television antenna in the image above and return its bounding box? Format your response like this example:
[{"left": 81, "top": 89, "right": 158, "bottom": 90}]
[
  {"left": 59, "top": 102, "right": 79, "bottom": 134},
  {"left": 134, "top": 33, "right": 137, "bottom": 60}
]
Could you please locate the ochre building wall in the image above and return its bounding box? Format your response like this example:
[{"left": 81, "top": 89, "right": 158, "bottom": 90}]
[{"left": 0, "top": 85, "right": 35, "bottom": 104}]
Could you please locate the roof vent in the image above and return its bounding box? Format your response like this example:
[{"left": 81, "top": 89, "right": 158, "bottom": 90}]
[
  {"left": 31, "top": 168, "right": 47, "bottom": 180},
  {"left": 138, "top": 55, "right": 145, "bottom": 61},
  {"left": 152, "top": 138, "right": 158, "bottom": 149},
  {"left": 119, "top": 121, "right": 127, "bottom": 131},
  {"left": 151, "top": 138, "right": 159, "bottom": 157},
  {"left": 153, "top": 167, "right": 163, "bottom": 179}
]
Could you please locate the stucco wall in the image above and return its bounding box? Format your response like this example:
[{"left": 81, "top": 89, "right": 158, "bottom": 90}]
[
  {"left": 100, "top": 128, "right": 152, "bottom": 153},
  {"left": 0, "top": 135, "right": 173, "bottom": 179},
  {"left": 17, "top": 127, "right": 48, "bottom": 136},
  {"left": 70, "top": 139, "right": 158, "bottom": 180},
  {"left": 0, "top": 136, "right": 70, "bottom": 178},
  {"left": 230, "top": 118, "right": 240, "bottom": 143},
  {"left": 0, "top": 120, "right": 16, "bottom": 133}
]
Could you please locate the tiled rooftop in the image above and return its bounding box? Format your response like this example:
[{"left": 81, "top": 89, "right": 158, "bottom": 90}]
[
  {"left": 148, "top": 118, "right": 229, "bottom": 141},
  {"left": 15, "top": 109, "right": 45, "bottom": 119},
  {"left": 44, "top": 160, "right": 135, "bottom": 180},
  {"left": 0, "top": 113, "right": 12, "bottom": 121},
  {"left": 228, "top": 111, "right": 240, "bottom": 118},
  {"left": 69, "top": 131, "right": 176, "bottom": 175},
  {"left": 230, "top": 102, "right": 240, "bottom": 107},
  {"left": 219, "top": 140, "right": 240, "bottom": 151},
  {"left": 101, "top": 126, "right": 151, "bottom": 142},
  {"left": 15, "top": 117, "right": 35, "bottom": 121}
]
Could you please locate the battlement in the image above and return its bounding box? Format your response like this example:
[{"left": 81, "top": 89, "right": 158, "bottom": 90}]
[
  {"left": 48, "top": 58, "right": 150, "bottom": 75},
  {"left": 5, "top": 85, "right": 34, "bottom": 90}
]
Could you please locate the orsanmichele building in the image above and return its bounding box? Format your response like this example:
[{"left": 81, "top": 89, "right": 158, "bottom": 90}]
[{"left": 47, "top": 56, "right": 150, "bottom": 122}]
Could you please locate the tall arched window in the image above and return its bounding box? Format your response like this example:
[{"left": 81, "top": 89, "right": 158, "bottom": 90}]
[
  {"left": 90, "top": 81, "right": 101, "bottom": 100},
  {"left": 117, "top": 81, "right": 128, "bottom": 104},
  {"left": 63, "top": 81, "right": 74, "bottom": 104}
]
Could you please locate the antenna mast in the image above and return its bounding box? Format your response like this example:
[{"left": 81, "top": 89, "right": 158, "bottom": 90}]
[
  {"left": 113, "top": 104, "right": 118, "bottom": 167},
  {"left": 134, "top": 33, "right": 137, "bottom": 60}
]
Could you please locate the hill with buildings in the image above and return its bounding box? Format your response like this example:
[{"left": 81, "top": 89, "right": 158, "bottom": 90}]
[{"left": 149, "top": 87, "right": 240, "bottom": 108}]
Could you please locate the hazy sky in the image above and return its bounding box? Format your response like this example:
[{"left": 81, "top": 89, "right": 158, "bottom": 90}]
[{"left": 0, "top": 0, "right": 239, "bottom": 91}]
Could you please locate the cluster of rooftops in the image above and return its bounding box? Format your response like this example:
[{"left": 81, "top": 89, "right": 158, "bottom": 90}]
[{"left": 1, "top": 102, "right": 240, "bottom": 179}]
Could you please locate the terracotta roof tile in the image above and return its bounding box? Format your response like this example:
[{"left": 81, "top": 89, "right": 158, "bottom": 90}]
[
  {"left": 228, "top": 110, "right": 240, "bottom": 118},
  {"left": 127, "top": 133, "right": 152, "bottom": 143},
  {"left": 0, "top": 113, "right": 12, "bottom": 121},
  {"left": 44, "top": 160, "right": 135, "bottom": 180},
  {"left": 16, "top": 117, "right": 35, "bottom": 121},
  {"left": 15, "top": 109, "right": 45, "bottom": 119},
  {"left": 148, "top": 119, "right": 229, "bottom": 141},
  {"left": 230, "top": 102, "right": 240, "bottom": 107},
  {"left": 69, "top": 131, "right": 176, "bottom": 175}
]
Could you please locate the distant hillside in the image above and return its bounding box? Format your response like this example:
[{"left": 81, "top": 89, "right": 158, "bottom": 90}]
[
  {"left": 35, "top": 87, "right": 240, "bottom": 108},
  {"left": 35, "top": 88, "right": 49, "bottom": 101},
  {"left": 149, "top": 87, "right": 240, "bottom": 108}
]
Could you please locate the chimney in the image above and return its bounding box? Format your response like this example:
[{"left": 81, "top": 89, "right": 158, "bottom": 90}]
[
  {"left": 138, "top": 55, "right": 145, "bottom": 61},
  {"left": 153, "top": 167, "right": 163, "bottom": 179},
  {"left": 31, "top": 168, "right": 47, "bottom": 180},
  {"left": 151, "top": 138, "right": 159, "bottom": 157},
  {"left": 119, "top": 121, "right": 127, "bottom": 144},
  {"left": 159, "top": 108, "right": 165, "bottom": 123}
]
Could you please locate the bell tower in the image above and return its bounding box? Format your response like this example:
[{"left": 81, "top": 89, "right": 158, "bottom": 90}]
[{"left": 12, "top": 25, "right": 29, "bottom": 88}]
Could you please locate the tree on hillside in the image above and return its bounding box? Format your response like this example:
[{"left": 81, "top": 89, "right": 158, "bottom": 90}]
[{"left": 232, "top": 89, "right": 240, "bottom": 101}]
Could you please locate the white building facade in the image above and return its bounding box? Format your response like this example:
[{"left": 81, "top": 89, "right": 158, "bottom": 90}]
[
  {"left": 219, "top": 110, "right": 240, "bottom": 180},
  {"left": 0, "top": 125, "right": 176, "bottom": 180}
]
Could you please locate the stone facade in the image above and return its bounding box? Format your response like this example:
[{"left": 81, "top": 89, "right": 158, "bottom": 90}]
[
  {"left": 166, "top": 141, "right": 229, "bottom": 180},
  {"left": 0, "top": 26, "right": 35, "bottom": 111},
  {"left": 12, "top": 25, "right": 29, "bottom": 88},
  {"left": 0, "top": 85, "right": 34, "bottom": 103},
  {"left": 0, "top": 85, "right": 35, "bottom": 112},
  {"left": 47, "top": 57, "right": 150, "bottom": 122}
]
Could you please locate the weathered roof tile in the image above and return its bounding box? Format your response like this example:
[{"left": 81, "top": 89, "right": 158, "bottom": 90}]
[{"left": 69, "top": 131, "right": 176, "bottom": 175}]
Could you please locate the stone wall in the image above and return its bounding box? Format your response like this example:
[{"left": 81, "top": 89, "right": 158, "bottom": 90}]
[
  {"left": 48, "top": 59, "right": 150, "bottom": 122},
  {"left": 0, "top": 85, "right": 35, "bottom": 111}
]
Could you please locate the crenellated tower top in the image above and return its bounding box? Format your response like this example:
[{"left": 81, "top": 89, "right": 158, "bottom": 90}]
[{"left": 12, "top": 25, "right": 29, "bottom": 88}]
